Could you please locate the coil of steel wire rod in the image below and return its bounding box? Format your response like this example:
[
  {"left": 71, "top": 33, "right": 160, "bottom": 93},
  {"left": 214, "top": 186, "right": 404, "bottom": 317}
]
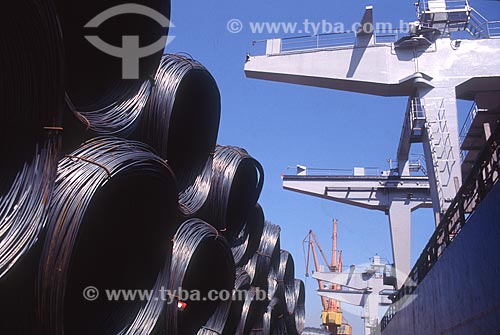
[
  {"left": 270, "top": 316, "right": 288, "bottom": 335},
  {"left": 286, "top": 279, "right": 305, "bottom": 335},
  {"left": 236, "top": 287, "right": 266, "bottom": 335},
  {"left": 167, "top": 219, "right": 235, "bottom": 335},
  {"left": 37, "top": 137, "right": 179, "bottom": 335},
  {"left": 57, "top": 0, "right": 171, "bottom": 148},
  {"left": 201, "top": 145, "right": 264, "bottom": 239},
  {"left": 281, "top": 251, "right": 296, "bottom": 315},
  {"left": 222, "top": 268, "right": 252, "bottom": 335},
  {"left": 263, "top": 297, "right": 281, "bottom": 335},
  {"left": 245, "top": 222, "right": 281, "bottom": 288},
  {"left": 197, "top": 268, "right": 250, "bottom": 335},
  {"left": 268, "top": 250, "right": 295, "bottom": 312},
  {"left": 0, "top": 0, "right": 64, "bottom": 293},
  {"left": 231, "top": 203, "right": 265, "bottom": 267},
  {"left": 138, "top": 54, "right": 221, "bottom": 216}
]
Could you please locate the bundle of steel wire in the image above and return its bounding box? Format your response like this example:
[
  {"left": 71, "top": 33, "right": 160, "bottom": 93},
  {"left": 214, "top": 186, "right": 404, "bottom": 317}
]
[
  {"left": 201, "top": 145, "right": 264, "bottom": 240},
  {"left": 236, "top": 287, "right": 267, "bottom": 335},
  {"left": 56, "top": 0, "right": 171, "bottom": 148},
  {"left": 231, "top": 203, "right": 265, "bottom": 267},
  {"left": 223, "top": 268, "right": 252, "bottom": 334},
  {"left": 122, "top": 262, "right": 171, "bottom": 335},
  {"left": 268, "top": 250, "right": 295, "bottom": 309},
  {"left": 263, "top": 297, "right": 281, "bottom": 335},
  {"left": 138, "top": 54, "right": 221, "bottom": 216},
  {"left": 37, "top": 137, "right": 179, "bottom": 335},
  {"left": 270, "top": 317, "right": 289, "bottom": 335},
  {"left": 245, "top": 222, "right": 281, "bottom": 288},
  {"left": 0, "top": 0, "right": 64, "bottom": 292},
  {"left": 286, "top": 280, "right": 305, "bottom": 335},
  {"left": 167, "top": 219, "right": 235, "bottom": 335},
  {"left": 198, "top": 268, "right": 252, "bottom": 335}
]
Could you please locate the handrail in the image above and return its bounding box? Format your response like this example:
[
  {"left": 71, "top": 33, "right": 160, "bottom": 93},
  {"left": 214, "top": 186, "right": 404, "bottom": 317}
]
[
  {"left": 459, "top": 102, "right": 478, "bottom": 146},
  {"left": 380, "top": 122, "right": 500, "bottom": 331},
  {"left": 251, "top": 29, "right": 407, "bottom": 55},
  {"left": 286, "top": 166, "right": 384, "bottom": 177},
  {"left": 417, "top": 0, "right": 470, "bottom": 13}
]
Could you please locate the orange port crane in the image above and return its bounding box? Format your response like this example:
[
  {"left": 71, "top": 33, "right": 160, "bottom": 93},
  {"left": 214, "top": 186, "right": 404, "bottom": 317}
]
[{"left": 303, "top": 219, "right": 352, "bottom": 335}]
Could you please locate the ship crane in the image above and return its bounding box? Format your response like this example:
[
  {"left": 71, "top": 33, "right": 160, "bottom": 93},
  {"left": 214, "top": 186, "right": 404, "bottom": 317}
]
[
  {"left": 245, "top": 0, "right": 500, "bottom": 289},
  {"left": 303, "top": 219, "right": 352, "bottom": 335}
]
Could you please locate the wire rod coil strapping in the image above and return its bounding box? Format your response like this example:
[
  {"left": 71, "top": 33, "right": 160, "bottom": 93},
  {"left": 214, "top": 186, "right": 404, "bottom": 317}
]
[
  {"left": 167, "top": 219, "right": 235, "bottom": 335},
  {"left": 202, "top": 145, "right": 264, "bottom": 240},
  {"left": 222, "top": 268, "right": 252, "bottom": 335},
  {"left": 138, "top": 54, "right": 221, "bottom": 215},
  {"left": 57, "top": 0, "right": 171, "bottom": 148},
  {"left": 231, "top": 203, "right": 265, "bottom": 267},
  {"left": 245, "top": 222, "right": 281, "bottom": 288},
  {"left": 0, "top": 0, "right": 64, "bottom": 282},
  {"left": 285, "top": 279, "right": 305, "bottom": 335},
  {"left": 37, "top": 137, "right": 179, "bottom": 335}
]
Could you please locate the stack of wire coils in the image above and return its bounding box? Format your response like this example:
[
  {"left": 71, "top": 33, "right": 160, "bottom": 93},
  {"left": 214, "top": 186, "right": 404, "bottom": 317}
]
[{"left": 0, "top": 1, "right": 306, "bottom": 334}]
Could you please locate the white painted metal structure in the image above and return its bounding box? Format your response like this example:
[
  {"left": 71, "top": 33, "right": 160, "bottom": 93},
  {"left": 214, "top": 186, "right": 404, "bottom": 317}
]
[
  {"left": 244, "top": 1, "right": 500, "bottom": 288},
  {"left": 313, "top": 256, "right": 395, "bottom": 335}
]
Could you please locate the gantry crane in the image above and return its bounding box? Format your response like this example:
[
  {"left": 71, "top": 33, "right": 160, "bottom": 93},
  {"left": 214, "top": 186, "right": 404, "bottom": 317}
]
[{"left": 303, "top": 219, "right": 352, "bottom": 335}]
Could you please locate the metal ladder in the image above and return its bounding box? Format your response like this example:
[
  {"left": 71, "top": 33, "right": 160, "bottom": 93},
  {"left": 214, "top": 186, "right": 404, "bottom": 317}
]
[{"left": 424, "top": 99, "right": 455, "bottom": 213}]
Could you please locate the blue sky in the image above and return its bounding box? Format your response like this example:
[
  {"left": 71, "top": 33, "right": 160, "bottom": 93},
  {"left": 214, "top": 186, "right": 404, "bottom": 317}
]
[{"left": 167, "top": 0, "right": 499, "bottom": 333}]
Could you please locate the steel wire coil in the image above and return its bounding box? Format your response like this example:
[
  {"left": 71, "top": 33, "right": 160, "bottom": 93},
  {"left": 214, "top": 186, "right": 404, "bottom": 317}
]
[
  {"left": 281, "top": 252, "right": 296, "bottom": 315},
  {"left": 167, "top": 219, "right": 235, "bottom": 335},
  {"left": 222, "top": 268, "right": 252, "bottom": 335},
  {"left": 285, "top": 280, "right": 305, "bottom": 335},
  {"left": 231, "top": 203, "right": 265, "bottom": 267},
  {"left": 138, "top": 54, "right": 221, "bottom": 216},
  {"left": 0, "top": 0, "right": 64, "bottom": 284},
  {"left": 197, "top": 268, "right": 251, "bottom": 335},
  {"left": 270, "top": 316, "right": 288, "bottom": 335},
  {"left": 236, "top": 287, "right": 266, "bottom": 335},
  {"left": 37, "top": 137, "right": 179, "bottom": 335},
  {"left": 202, "top": 145, "right": 264, "bottom": 240},
  {"left": 245, "top": 222, "right": 281, "bottom": 288},
  {"left": 263, "top": 297, "right": 281, "bottom": 335},
  {"left": 120, "top": 262, "right": 171, "bottom": 335},
  {"left": 57, "top": 0, "right": 171, "bottom": 148},
  {"left": 294, "top": 280, "right": 306, "bottom": 334},
  {"left": 268, "top": 250, "right": 295, "bottom": 308}
]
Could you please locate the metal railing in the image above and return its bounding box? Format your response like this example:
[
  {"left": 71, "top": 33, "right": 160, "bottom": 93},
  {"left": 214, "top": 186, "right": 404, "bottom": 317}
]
[
  {"left": 287, "top": 166, "right": 385, "bottom": 177},
  {"left": 279, "top": 32, "right": 357, "bottom": 53},
  {"left": 417, "top": 0, "right": 470, "bottom": 14},
  {"left": 487, "top": 21, "right": 500, "bottom": 38},
  {"left": 465, "top": 8, "right": 500, "bottom": 39},
  {"left": 409, "top": 97, "right": 426, "bottom": 138},
  {"left": 459, "top": 103, "right": 477, "bottom": 163},
  {"left": 380, "top": 122, "right": 500, "bottom": 331},
  {"left": 252, "top": 29, "right": 406, "bottom": 56},
  {"left": 459, "top": 102, "right": 478, "bottom": 147}
]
